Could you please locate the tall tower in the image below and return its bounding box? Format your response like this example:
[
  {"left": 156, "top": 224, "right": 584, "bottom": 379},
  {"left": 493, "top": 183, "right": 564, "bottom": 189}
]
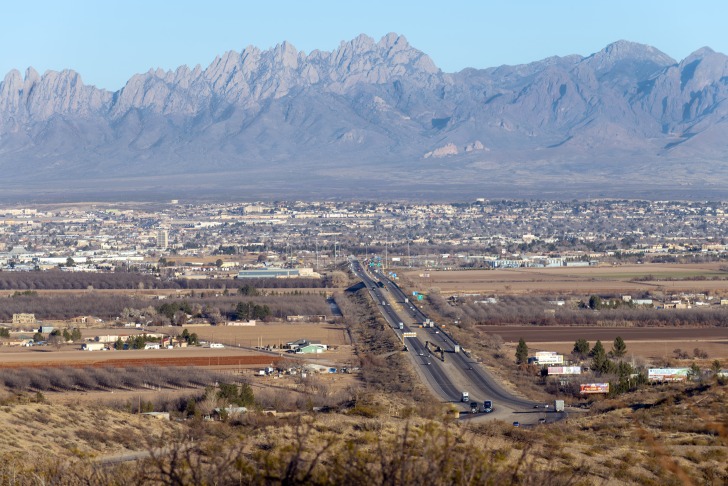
[{"left": 156, "top": 229, "right": 169, "bottom": 250}]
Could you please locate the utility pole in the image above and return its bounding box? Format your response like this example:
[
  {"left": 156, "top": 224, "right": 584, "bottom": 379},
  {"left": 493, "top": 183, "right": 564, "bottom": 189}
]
[
  {"left": 315, "top": 239, "right": 319, "bottom": 270},
  {"left": 407, "top": 240, "right": 410, "bottom": 268}
]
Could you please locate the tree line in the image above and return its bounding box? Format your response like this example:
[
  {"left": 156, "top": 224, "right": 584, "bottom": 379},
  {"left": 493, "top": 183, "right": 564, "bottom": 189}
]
[
  {"left": 429, "top": 294, "right": 728, "bottom": 328},
  {"left": 0, "top": 292, "right": 330, "bottom": 321},
  {"left": 0, "top": 271, "right": 327, "bottom": 290}
]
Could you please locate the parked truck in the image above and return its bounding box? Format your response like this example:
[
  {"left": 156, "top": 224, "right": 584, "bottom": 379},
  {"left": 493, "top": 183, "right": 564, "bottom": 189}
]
[{"left": 81, "top": 342, "right": 105, "bottom": 351}]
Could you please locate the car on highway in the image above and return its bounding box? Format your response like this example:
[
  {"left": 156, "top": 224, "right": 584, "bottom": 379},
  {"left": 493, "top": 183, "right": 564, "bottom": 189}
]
[
  {"left": 538, "top": 418, "right": 547, "bottom": 424},
  {"left": 513, "top": 421, "right": 520, "bottom": 427}
]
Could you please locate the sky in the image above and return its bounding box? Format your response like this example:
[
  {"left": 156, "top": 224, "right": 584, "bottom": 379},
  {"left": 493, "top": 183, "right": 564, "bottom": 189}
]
[{"left": 1, "top": 0, "right": 726, "bottom": 91}]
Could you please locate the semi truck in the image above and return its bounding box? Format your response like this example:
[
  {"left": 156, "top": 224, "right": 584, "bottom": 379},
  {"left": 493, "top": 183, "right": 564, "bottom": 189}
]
[
  {"left": 461, "top": 391, "right": 469, "bottom": 402},
  {"left": 81, "top": 342, "right": 105, "bottom": 351},
  {"left": 483, "top": 400, "right": 493, "bottom": 413},
  {"left": 554, "top": 400, "right": 564, "bottom": 412}
]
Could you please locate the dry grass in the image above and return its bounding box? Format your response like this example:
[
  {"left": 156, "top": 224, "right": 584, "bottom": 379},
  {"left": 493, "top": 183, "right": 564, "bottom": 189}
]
[{"left": 406, "top": 262, "right": 728, "bottom": 296}]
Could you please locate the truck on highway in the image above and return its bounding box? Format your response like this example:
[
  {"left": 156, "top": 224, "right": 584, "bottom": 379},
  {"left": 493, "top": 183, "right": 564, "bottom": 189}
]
[
  {"left": 554, "top": 400, "right": 564, "bottom": 412},
  {"left": 398, "top": 322, "right": 404, "bottom": 330},
  {"left": 470, "top": 401, "right": 479, "bottom": 413},
  {"left": 461, "top": 391, "right": 469, "bottom": 402},
  {"left": 482, "top": 400, "right": 493, "bottom": 413}
]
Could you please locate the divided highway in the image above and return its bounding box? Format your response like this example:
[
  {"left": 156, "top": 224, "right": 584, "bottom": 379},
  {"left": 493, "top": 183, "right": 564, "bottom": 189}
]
[{"left": 350, "top": 257, "right": 540, "bottom": 416}]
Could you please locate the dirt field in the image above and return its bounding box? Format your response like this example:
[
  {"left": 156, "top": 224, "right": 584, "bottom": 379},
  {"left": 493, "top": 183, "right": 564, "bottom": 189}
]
[
  {"left": 406, "top": 263, "right": 728, "bottom": 296},
  {"left": 170, "top": 322, "right": 350, "bottom": 348},
  {"left": 481, "top": 325, "right": 728, "bottom": 360}
]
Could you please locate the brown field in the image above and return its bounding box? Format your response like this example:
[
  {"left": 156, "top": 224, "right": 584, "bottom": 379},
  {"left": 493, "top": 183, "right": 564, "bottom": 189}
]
[
  {"left": 171, "top": 322, "right": 350, "bottom": 348},
  {"left": 406, "top": 262, "right": 728, "bottom": 296},
  {"left": 482, "top": 325, "right": 728, "bottom": 360}
]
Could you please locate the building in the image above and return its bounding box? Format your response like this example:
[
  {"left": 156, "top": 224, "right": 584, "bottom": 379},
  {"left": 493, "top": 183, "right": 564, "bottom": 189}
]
[
  {"left": 156, "top": 229, "right": 169, "bottom": 250},
  {"left": 237, "top": 268, "right": 300, "bottom": 279},
  {"left": 295, "top": 344, "right": 328, "bottom": 354}
]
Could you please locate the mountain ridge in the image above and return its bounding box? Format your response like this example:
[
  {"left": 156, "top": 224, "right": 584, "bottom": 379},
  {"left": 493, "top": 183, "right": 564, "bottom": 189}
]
[{"left": 1, "top": 34, "right": 728, "bottom": 201}]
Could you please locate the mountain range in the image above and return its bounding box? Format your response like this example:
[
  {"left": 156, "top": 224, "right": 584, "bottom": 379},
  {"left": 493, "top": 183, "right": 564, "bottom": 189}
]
[{"left": 1, "top": 33, "right": 728, "bottom": 201}]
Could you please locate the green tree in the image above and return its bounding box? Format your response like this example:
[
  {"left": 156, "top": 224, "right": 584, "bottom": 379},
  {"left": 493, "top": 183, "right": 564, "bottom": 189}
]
[
  {"left": 65, "top": 257, "right": 76, "bottom": 267},
  {"left": 33, "top": 332, "right": 43, "bottom": 342},
  {"left": 588, "top": 295, "right": 602, "bottom": 310},
  {"left": 611, "top": 336, "right": 627, "bottom": 358},
  {"left": 711, "top": 359, "right": 722, "bottom": 375},
  {"left": 71, "top": 328, "right": 82, "bottom": 342},
  {"left": 573, "top": 338, "right": 590, "bottom": 359},
  {"left": 115, "top": 337, "right": 124, "bottom": 350},
  {"left": 590, "top": 340, "right": 609, "bottom": 374},
  {"left": 0, "top": 328, "right": 9, "bottom": 338},
  {"left": 62, "top": 329, "right": 72, "bottom": 341},
  {"left": 215, "top": 258, "right": 223, "bottom": 268},
  {"left": 688, "top": 362, "right": 702, "bottom": 382},
  {"left": 238, "top": 284, "right": 259, "bottom": 296},
  {"left": 515, "top": 338, "right": 528, "bottom": 364}
]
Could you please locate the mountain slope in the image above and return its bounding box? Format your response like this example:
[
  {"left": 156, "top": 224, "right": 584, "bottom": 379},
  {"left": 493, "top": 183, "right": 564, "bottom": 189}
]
[{"left": 1, "top": 34, "right": 727, "bottom": 200}]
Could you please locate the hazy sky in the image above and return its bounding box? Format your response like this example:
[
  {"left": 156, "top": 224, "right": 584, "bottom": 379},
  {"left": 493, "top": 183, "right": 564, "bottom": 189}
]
[{"left": 2, "top": 0, "right": 726, "bottom": 91}]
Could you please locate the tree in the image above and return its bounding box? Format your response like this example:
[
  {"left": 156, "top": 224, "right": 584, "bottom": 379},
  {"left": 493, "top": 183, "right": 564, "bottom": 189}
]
[
  {"left": 0, "top": 328, "right": 9, "bottom": 338},
  {"left": 48, "top": 334, "right": 64, "bottom": 350},
  {"left": 71, "top": 328, "right": 82, "bottom": 342},
  {"left": 515, "top": 338, "right": 528, "bottom": 364},
  {"left": 215, "top": 259, "right": 223, "bottom": 268},
  {"left": 590, "top": 340, "right": 610, "bottom": 374},
  {"left": 711, "top": 359, "right": 722, "bottom": 375},
  {"left": 115, "top": 337, "right": 124, "bottom": 350},
  {"left": 611, "top": 336, "right": 627, "bottom": 358},
  {"left": 62, "top": 329, "right": 72, "bottom": 342},
  {"left": 33, "top": 332, "right": 43, "bottom": 342},
  {"left": 588, "top": 295, "right": 602, "bottom": 310},
  {"left": 65, "top": 257, "right": 76, "bottom": 267},
  {"left": 238, "top": 284, "right": 258, "bottom": 296},
  {"left": 688, "top": 362, "right": 702, "bottom": 382},
  {"left": 573, "top": 339, "right": 590, "bottom": 359}
]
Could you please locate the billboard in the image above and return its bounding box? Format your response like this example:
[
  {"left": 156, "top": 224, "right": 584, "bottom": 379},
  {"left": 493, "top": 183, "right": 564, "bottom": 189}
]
[
  {"left": 648, "top": 368, "right": 690, "bottom": 382},
  {"left": 580, "top": 383, "right": 609, "bottom": 394},
  {"left": 548, "top": 366, "right": 581, "bottom": 375},
  {"left": 531, "top": 352, "right": 564, "bottom": 365}
]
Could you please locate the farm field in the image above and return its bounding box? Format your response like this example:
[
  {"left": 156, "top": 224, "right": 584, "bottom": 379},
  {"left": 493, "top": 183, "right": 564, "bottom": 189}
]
[
  {"left": 406, "top": 262, "right": 728, "bottom": 296},
  {"left": 171, "top": 322, "right": 350, "bottom": 349},
  {"left": 479, "top": 325, "right": 728, "bottom": 360}
]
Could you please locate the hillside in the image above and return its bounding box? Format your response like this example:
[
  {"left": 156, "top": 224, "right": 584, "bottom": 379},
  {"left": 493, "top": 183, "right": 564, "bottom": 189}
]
[{"left": 2, "top": 35, "right": 728, "bottom": 200}]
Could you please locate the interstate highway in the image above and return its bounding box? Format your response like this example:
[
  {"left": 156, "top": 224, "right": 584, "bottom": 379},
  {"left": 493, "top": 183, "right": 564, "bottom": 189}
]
[{"left": 350, "top": 257, "right": 541, "bottom": 416}]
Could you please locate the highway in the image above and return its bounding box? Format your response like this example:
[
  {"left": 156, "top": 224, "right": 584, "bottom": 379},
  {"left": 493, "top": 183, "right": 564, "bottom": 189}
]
[{"left": 350, "top": 257, "right": 545, "bottom": 419}]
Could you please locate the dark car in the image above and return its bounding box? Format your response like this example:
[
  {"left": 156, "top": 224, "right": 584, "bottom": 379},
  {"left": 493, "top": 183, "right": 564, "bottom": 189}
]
[{"left": 513, "top": 421, "right": 520, "bottom": 427}]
